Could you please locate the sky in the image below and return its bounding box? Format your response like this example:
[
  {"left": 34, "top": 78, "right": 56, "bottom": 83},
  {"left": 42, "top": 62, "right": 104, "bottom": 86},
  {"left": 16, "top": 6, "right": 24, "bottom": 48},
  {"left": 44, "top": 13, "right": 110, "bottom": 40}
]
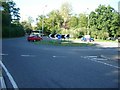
[{"left": 13, "top": 0, "right": 119, "bottom": 23}]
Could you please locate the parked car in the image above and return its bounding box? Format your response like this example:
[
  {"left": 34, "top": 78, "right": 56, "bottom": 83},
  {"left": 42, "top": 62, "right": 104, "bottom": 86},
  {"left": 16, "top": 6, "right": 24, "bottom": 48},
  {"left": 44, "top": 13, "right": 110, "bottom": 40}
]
[
  {"left": 81, "top": 37, "right": 94, "bottom": 42},
  {"left": 27, "top": 34, "right": 42, "bottom": 42}
]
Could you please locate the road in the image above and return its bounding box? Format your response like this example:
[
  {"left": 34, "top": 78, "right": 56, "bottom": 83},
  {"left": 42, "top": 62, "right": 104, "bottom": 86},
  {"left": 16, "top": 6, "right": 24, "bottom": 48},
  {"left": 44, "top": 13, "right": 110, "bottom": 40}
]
[{"left": 1, "top": 37, "right": 119, "bottom": 88}]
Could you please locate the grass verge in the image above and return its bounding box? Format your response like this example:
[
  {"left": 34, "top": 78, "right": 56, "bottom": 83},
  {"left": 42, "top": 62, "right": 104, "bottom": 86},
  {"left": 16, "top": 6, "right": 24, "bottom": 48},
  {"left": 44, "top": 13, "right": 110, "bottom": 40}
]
[
  {"left": 95, "top": 39, "right": 118, "bottom": 43},
  {"left": 34, "top": 40, "right": 94, "bottom": 47}
]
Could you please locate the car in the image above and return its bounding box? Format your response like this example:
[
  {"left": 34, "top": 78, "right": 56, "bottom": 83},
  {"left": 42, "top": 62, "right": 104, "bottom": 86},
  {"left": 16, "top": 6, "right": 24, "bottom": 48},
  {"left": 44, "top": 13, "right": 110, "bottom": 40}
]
[
  {"left": 27, "top": 34, "right": 42, "bottom": 42},
  {"left": 81, "top": 37, "right": 94, "bottom": 42}
]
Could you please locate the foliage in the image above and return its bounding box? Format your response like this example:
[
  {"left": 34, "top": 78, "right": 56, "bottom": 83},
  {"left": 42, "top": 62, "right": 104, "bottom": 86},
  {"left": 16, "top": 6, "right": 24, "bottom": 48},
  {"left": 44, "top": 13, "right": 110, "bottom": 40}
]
[
  {"left": 2, "top": 0, "right": 25, "bottom": 38},
  {"left": 59, "top": 1, "right": 72, "bottom": 29},
  {"left": 67, "top": 16, "right": 78, "bottom": 28},
  {"left": 21, "top": 20, "right": 32, "bottom": 35},
  {"left": 89, "top": 5, "right": 120, "bottom": 39},
  {"left": 78, "top": 13, "right": 88, "bottom": 28},
  {"left": 35, "top": 3, "right": 120, "bottom": 40}
]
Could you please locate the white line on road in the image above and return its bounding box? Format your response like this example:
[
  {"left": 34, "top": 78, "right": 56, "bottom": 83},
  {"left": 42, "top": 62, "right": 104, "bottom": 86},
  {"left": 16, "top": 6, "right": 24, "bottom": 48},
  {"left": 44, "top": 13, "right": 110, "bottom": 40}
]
[
  {"left": 0, "top": 53, "right": 8, "bottom": 56},
  {"left": 0, "top": 61, "right": 18, "bottom": 89},
  {"left": 21, "top": 55, "right": 35, "bottom": 57},
  {"left": 52, "top": 56, "right": 66, "bottom": 58},
  {"left": 92, "top": 58, "right": 108, "bottom": 61},
  {"left": 81, "top": 56, "right": 120, "bottom": 69},
  {"left": 90, "top": 59, "right": 120, "bottom": 69}
]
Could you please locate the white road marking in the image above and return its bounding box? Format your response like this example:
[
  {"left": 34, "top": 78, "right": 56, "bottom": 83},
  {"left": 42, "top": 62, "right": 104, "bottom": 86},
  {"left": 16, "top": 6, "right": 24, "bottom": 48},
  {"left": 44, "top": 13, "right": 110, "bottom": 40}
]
[
  {"left": 0, "top": 53, "right": 8, "bottom": 56},
  {"left": 53, "top": 56, "right": 56, "bottom": 58},
  {"left": 81, "top": 56, "right": 120, "bottom": 69},
  {"left": 86, "top": 56, "right": 97, "bottom": 58},
  {"left": 21, "top": 55, "right": 35, "bottom": 57},
  {"left": 90, "top": 59, "right": 120, "bottom": 69},
  {"left": 92, "top": 58, "right": 108, "bottom": 61},
  {"left": 0, "top": 61, "right": 18, "bottom": 89},
  {"left": 100, "top": 55, "right": 111, "bottom": 60},
  {"left": 52, "top": 56, "right": 66, "bottom": 58}
]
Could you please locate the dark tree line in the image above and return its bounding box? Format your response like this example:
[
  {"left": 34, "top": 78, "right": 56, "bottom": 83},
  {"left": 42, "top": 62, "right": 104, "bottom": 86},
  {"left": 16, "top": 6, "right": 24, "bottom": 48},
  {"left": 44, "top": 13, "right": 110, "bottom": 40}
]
[{"left": 1, "top": 0, "right": 25, "bottom": 38}]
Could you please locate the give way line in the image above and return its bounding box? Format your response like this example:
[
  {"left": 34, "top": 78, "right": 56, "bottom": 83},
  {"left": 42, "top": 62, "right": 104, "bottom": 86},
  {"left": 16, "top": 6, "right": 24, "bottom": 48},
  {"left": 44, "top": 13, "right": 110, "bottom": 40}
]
[{"left": 0, "top": 61, "right": 19, "bottom": 90}]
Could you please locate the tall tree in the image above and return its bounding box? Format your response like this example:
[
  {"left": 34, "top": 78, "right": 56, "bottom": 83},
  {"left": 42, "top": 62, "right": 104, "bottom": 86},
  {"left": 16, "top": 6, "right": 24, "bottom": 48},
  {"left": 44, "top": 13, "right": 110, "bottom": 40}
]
[
  {"left": 67, "top": 15, "right": 78, "bottom": 28},
  {"left": 78, "top": 13, "right": 88, "bottom": 28},
  {"left": 8, "top": 1, "right": 20, "bottom": 22},
  {"left": 89, "top": 5, "right": 120, "bottom": 38},
  {"left": 21, "top": 20, "right": 32, "bottom": 35},
  {"left": 59, "top": 2, "right": 72, "bottom": 28}
]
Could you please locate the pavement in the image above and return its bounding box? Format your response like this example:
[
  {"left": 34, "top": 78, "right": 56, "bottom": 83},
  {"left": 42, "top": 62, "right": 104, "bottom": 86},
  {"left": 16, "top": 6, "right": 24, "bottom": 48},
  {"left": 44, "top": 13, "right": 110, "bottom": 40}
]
[{"left": 69, "top": 39, "right": 118, "bottom": 48}]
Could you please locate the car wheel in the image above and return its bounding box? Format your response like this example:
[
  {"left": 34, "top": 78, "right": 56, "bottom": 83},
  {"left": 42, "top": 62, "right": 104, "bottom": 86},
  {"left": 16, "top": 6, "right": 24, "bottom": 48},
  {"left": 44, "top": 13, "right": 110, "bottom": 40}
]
[{"left": 33, "top": 40, "right": 35, "bottom": 42}]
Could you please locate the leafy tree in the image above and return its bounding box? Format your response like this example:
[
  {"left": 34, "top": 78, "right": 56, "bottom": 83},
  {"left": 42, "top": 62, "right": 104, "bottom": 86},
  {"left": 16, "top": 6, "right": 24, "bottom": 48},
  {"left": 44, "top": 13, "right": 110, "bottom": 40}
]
[
  {"left": 21, "top": 20, "right": 32, "bottom": 35},
  {"left": 67, "top": 15, "right": 78, "bottom": 28},
  {"left": 1, "top": 1, "right": 11, "bottom": 26},
  {"left": 7, "top": 1, "right": 20, "bottom": 22},
  {"left": 1, "top": 0, "right": 25, "bottom": 37},
  {"left": 59, "top": 1, "right": 72, "bottom": 29},
  {"left": 78, "top": 13, "right": 88, "bottom": 28},
  {"left": 36, "top": 10, "right": 63, "bottom": 35},
  {"left": 89, "top": 5, "right": 120, "bottom": 39}
]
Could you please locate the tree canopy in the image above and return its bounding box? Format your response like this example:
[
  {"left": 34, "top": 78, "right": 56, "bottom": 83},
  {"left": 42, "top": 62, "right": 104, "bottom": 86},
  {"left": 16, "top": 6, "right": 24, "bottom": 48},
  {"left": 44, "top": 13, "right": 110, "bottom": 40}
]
[{"left": 1, "top": 0, "right": 25, "bottom": 38}]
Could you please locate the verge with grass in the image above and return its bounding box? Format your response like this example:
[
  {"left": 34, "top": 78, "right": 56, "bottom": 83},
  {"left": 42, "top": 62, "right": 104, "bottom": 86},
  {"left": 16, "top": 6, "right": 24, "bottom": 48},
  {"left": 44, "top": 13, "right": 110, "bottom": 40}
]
[{"left": 34, "top": 40, "right": 94, "bottom": 47}]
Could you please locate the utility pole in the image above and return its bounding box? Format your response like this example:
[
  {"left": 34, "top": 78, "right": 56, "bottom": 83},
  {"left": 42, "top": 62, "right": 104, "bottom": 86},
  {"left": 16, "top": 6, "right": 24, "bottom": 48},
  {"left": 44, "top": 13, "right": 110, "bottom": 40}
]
[
  {"left": 42, "top": 5, "right": 47, "bottom": 37},
  {"left": 86, "top": 8, "right": 89, "bottom": 35}
]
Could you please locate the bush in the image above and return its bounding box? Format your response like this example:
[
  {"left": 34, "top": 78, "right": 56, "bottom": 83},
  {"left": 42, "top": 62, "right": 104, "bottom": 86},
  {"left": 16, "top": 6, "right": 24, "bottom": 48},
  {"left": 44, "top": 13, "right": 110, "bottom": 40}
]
[
  {"left": 2, "top": 27, "right": 10, "bottom": 38},
  {"left": 2, "top": 24, "right": 25, "bottom": 38}
]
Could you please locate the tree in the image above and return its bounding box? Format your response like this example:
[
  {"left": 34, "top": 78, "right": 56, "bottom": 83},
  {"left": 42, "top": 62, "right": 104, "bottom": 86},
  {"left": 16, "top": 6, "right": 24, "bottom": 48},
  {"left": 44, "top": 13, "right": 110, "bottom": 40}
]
[
  {"left": 36, "top": 10, "right": 63, "bottom": 35},
  {"left": 67, "top": 15, "right": 78, "bottom": 28},
  {"left": 21, "top": 20, "right": 32, "bottom": 35},
  {"left": 78, "top": 13, "right": 88, "bottom": 28},
  {"left": 1, "top": 0, "right": 20, "bottom": 24},
  {"left": 89, "top": 5, "right": 120, "bottom": 39},
  {"left": 7, "top": 1, "right": 20, "bottom": 22},
  {"left": 1, "top": 1, "right": 11, "bottom": 26},
  {"left": 1, "top": 0, "right": 25, "bottom": 37},
  {"left": 59, "top": 1, "right": 72, "bottom": 29}
]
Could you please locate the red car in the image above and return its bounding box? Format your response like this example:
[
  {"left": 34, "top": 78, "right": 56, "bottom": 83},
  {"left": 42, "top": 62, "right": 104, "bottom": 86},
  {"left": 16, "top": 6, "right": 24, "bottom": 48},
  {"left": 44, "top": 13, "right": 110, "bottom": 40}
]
[{"left": 27, "top": 34, "right": 42, "bottom": 42}]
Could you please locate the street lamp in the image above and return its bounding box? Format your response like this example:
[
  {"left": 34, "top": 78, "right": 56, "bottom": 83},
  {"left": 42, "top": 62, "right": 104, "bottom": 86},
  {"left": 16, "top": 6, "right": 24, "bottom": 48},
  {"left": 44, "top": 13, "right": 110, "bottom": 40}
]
[
  {"left": 86, "top": 8, "right": 89, "bottom": 35},
  {"left": 42, "top": 5, "right": 47, "bottom": 37}
]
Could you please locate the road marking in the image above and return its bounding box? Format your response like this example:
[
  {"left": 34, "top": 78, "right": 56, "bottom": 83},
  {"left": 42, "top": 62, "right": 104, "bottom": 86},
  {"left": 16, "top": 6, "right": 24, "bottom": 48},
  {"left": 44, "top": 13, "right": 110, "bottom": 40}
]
[
  {"left": 53, "top": 56, "right": 56, "bottom": 58},
  {"left": 90, "top": 59, "right": 120, "bottom": 69},
  {"left": 52, "top": 56, "right": 66, "bottom": 58},
  {"left": 92, "top": 58, "right": 108, "bottom": 61},
  {"left": 21, "top": 54, "right": 35, "bottom": 57},
  {"left": 81, "top": 56, "right": 120, "bottom": 69},
  {"left": 0, "top": 53, "right": 8, "bottom": 56},
  {"left": 86, "top": 56, "right": 97, "bottom": 58},
  {"left": 0, "top": 61, "right": 18, "bottom": 89}
]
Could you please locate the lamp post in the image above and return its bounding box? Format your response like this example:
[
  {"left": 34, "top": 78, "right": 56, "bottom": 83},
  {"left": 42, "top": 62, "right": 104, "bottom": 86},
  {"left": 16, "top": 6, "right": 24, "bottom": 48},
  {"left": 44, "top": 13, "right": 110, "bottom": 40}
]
[
  {"left": 42, "top": 5, "right": 47, "bottom": 37},
  {"left": 86, "top": 8, "right": 89, "bottom": 35},
  {"left": 42, "top": 13, "right": 44, "bottom": 37}
]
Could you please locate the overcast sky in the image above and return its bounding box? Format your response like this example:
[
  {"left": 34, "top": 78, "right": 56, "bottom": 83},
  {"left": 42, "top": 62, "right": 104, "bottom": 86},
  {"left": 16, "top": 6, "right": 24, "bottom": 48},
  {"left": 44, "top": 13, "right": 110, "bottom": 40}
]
[{"left": 13, "top": 0, "right": 119, "bottom": 22}]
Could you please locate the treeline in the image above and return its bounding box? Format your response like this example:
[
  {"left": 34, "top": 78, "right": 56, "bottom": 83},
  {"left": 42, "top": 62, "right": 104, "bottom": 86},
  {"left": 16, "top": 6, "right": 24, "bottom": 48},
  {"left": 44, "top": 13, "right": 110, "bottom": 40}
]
[
  {"left": 1, "top": 0, "right": 25, "bottom": 38},
  {"left": 1, "top": 1, "right": 120, "bottom": 39},
  {"left": 35, "top": 2, "right": 120, "bottom": 40}
]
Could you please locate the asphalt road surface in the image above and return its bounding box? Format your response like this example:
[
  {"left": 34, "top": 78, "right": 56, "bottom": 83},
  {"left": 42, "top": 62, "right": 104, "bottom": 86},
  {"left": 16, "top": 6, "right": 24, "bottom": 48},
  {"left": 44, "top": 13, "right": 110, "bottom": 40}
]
[{"left": 1, "top": 37, "right": 119, "bottom": 88}]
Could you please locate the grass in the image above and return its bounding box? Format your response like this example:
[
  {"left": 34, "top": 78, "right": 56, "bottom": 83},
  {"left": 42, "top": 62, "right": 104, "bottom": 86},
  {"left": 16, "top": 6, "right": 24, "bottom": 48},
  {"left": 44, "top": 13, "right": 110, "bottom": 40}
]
[
  {"left": 34, "top": 39, "right": 94, "bottom": 47},
  {"left": 95, "top": 39, "right": 118, "bottom": 43}
]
